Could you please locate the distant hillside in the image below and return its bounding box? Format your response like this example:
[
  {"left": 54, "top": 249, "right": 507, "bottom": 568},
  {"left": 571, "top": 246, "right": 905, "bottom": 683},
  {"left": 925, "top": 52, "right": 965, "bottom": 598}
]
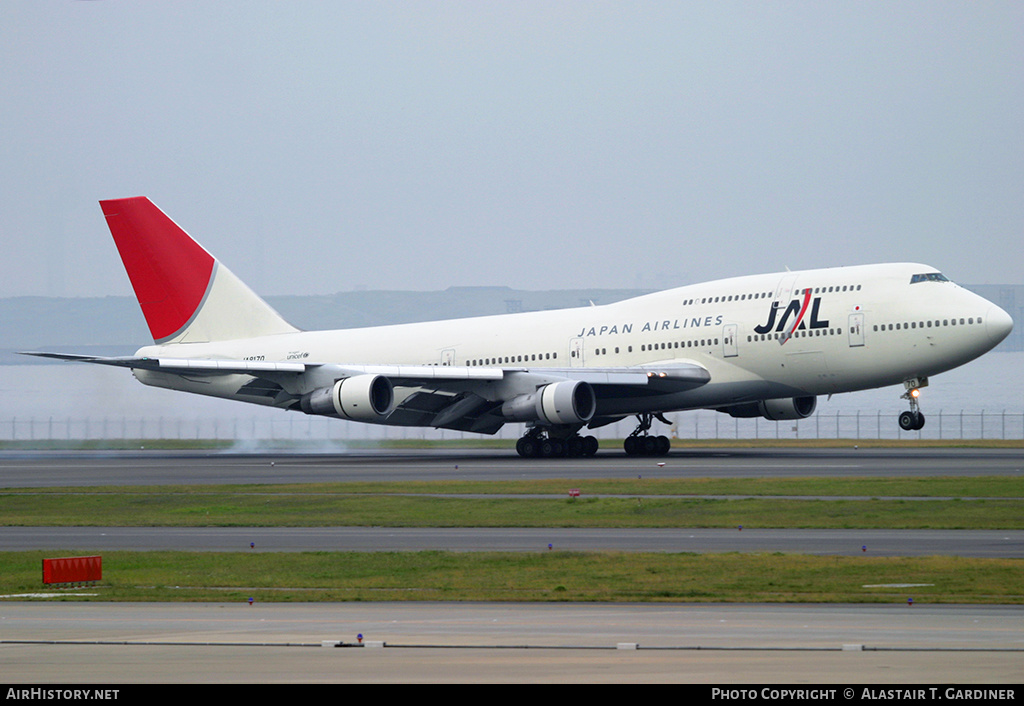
[
  {"left": 1, "top": 287, "right": 649, "bottom": 363},
  {"left": 269, "top": 287, "right": 650, "bottom": 330}
]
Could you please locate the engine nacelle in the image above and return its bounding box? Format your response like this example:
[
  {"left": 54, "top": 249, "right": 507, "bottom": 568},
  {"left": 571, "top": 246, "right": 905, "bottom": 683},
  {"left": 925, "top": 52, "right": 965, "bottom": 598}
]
[
  {"left": 300, "top": 374, "right": 394, "bottom": 421},
  {"left": 501, "top": 380, "right": 596, "bottom": 425},
  {"left": 723, "top": 396, "right": 817, "bottom": 421}
]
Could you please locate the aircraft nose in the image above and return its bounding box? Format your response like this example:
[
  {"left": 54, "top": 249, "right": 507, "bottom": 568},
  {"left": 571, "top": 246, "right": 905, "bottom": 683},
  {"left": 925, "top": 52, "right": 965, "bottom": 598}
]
[{"left": 986, "top": 304, "right": 1014, "bottom": 345}]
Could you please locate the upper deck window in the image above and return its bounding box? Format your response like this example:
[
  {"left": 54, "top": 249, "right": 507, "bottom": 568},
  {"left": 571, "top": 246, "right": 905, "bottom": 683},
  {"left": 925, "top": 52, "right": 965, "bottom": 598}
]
[{"left": 910, "top": 272, "right": 950, "bottom": 284}]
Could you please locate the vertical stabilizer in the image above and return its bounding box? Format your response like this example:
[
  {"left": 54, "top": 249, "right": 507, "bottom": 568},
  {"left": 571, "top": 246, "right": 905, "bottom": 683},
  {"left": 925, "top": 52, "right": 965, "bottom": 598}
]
[{"left": 100, "top": 197, "right": 298, "bottom": 344}]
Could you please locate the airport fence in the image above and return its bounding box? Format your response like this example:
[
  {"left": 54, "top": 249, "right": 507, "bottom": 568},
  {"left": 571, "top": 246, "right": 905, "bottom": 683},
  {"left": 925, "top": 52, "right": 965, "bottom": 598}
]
[{"left": 3, "top": 409, "right": 1023, "bottom": 444}]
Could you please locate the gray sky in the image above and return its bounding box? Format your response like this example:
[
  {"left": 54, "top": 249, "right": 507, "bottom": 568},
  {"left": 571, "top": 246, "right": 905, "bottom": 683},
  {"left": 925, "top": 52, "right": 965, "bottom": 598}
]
[{"left": 2, "top": 2, "right": 1021, "bottom": 298}]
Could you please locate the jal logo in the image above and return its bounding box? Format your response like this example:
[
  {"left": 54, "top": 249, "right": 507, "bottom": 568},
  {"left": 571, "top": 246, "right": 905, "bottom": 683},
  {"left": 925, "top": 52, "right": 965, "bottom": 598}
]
[{"left": 754, "top": 289, "right": 830, "bottom": 335}]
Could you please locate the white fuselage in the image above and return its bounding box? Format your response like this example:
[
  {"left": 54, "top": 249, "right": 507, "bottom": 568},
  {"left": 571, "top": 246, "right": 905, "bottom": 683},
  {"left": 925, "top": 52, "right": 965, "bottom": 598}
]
[{"left": 134, "top": 262, "right": 1013, "bottom": 419}]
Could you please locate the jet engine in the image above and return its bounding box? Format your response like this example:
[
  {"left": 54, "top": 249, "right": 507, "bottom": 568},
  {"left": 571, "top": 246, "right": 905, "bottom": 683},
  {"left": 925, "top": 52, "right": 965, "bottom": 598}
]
[
  {"left": 722, "top": 396, "right": 817, "bottom": 421},
  {"left": 501, "top": 380, "right": 596, "bottom": 425},
  {"left": 300, "top": 374, "right": 394, "bottom": 421}
]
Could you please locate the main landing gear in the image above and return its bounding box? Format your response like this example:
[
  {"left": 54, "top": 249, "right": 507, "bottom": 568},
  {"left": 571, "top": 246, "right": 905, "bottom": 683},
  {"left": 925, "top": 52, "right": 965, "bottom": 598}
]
[
  {"left": 515, "top": 427, "right": 599, "bottom": 458},
  {"left": 623, "top": 413, "right": 672, "bottom": 457},
  {"left": 898, "top": 377, "right": 927, "bottom": 431}
]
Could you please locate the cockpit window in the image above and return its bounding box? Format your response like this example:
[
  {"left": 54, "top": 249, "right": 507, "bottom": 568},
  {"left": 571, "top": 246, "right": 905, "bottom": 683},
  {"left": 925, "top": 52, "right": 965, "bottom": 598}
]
[{"left": 910, "top": 272, "right": 950, "bottom": 284}]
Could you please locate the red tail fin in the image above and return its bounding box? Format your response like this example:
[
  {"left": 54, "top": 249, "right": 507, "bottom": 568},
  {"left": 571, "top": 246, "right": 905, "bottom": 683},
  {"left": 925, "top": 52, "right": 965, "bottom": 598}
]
[
  {"left": 100, "top": 197, "right": 296, "bottom": 344},
  {"left": 101, "top": 197, "right": 215, "bottom": 342}
]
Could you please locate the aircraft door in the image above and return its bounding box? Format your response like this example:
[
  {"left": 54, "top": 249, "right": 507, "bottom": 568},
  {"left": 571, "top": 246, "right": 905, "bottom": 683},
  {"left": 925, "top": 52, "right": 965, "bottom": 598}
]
[
  {"left": 569, "top": 337, "right": 584, "bottom": 367},
  {"left": 441, "top": 349, "right": 456, "bottom": 366},
  {"left": 773, "top": 274, "right": 799, "bottom": 307},
  {"left": 723, "top": 323, "right": 738, "bottom": 358},
  {"left": 848, "top": 313, "right": 865, "bottom": 347}
]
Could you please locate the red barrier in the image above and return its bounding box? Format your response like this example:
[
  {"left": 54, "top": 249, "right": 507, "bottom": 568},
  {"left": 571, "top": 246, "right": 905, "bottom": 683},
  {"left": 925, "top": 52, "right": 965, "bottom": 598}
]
[{"left": 42, "top": 556, "right": 102, "bottom": 585}]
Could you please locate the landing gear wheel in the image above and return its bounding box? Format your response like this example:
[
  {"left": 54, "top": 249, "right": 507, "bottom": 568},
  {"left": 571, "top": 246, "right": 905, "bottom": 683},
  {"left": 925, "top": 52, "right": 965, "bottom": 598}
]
[
  {"left": 517, "top": 428, "right": 596, "bottom": 459},
  {"left": 516, "top": 437, "right": 538, "bottom": 458},
  {"left": 624, "top": 435, "right": 671, "bottom": 456},
  {"left": 898, "top": 411, "right": 925, "bottom": 431},
  {"left": 567, "top": 436, "right": 585, "bottom": 457},
  {"left": 898, "top": 411, "right": 917, "bottom": 431},
  {"left": 641, "top": 436, "right": 657, "bottom": 456},
  {"left": 624, "top": 436, "right": 639, "bottom": 456},
  {"left": 655, "top": 435, "right": 671, "bottom": 456}
]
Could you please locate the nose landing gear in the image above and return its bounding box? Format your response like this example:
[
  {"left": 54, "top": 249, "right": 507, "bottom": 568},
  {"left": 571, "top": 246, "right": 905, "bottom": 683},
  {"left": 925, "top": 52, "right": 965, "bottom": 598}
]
[{"left": 898, "top": 377, "right": 928, "bottom": 431}]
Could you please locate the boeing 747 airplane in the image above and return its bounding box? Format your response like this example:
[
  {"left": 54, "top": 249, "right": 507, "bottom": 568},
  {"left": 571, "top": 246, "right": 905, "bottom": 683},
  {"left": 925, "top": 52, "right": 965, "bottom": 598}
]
[{"left": 26, "top": 197, "right": 1014, "bottom": 457}]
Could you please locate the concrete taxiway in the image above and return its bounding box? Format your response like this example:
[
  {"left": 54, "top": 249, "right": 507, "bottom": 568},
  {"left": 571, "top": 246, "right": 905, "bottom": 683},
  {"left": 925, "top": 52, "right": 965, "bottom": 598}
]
[{"left": 1, "top": 602, "right": 1021, "bottom": 683}]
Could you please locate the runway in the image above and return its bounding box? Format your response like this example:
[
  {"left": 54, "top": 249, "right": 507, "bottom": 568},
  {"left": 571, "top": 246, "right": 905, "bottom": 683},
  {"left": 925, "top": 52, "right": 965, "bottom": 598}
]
[
  {"left": 3, "top": 447, "right": 1022, "bottom": 557},
  {"left": 1, "top": 446, "right": 1023, "bottom": 486},
  {"left": 2, "top": 447, "right": 1021, "bottom": 683}
]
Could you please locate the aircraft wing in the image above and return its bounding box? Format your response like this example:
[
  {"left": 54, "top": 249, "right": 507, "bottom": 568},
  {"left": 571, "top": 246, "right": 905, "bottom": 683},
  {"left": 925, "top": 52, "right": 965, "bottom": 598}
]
[
  {"left": 20, "top": 352, "right": 710, "bottom": 434},
  {"left": 20, "top": 352, "right": 309, "bottom": 374}
]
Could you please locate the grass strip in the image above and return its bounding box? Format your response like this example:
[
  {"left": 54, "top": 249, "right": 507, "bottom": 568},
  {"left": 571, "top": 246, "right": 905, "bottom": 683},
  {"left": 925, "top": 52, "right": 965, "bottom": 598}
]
[
  {"left": 7, "top": 476, "right": 1022, "bottom": 498},
  {"left": 2, "top": 551, "right": 1020, "bottom": 604},
  {"left": 1, "top": 492, "right": 1021, "bottom": 529}
]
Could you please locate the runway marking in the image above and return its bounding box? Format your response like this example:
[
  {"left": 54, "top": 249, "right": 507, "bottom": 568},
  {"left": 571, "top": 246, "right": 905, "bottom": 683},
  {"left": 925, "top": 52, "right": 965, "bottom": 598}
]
[{"left": 0, "top": 592, "right": 98, "bottom": 598}]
